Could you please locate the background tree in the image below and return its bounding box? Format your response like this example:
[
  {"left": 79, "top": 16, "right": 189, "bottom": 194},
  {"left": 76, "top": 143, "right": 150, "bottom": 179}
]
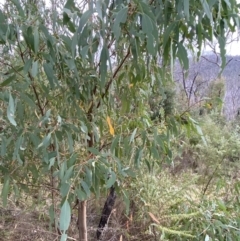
[{"left": 0, "top": 0, "right": 239, "bottom": 241}]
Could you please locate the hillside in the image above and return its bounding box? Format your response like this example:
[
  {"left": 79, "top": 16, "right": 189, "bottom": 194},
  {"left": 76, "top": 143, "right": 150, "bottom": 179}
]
[{"left": 175, "top": 55, "right": 240, "bottom": 119}]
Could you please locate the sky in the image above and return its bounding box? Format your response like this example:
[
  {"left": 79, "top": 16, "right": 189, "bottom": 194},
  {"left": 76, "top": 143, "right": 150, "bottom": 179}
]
[
  {"left": 225, "top": 32, "right": 240, "bottom": 55},
  {"left": 204, "top": 31, "right": 240, "bottom": 56}
]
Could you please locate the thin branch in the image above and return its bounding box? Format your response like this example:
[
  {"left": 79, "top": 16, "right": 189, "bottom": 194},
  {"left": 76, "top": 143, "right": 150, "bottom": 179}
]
[
  {"left": 88, "top": 47, "right": 131, "bottom": 115},
  {"left": 202, "top": 157, "right": 224, "bottom": 196},
  {"left": 16, "top": 32, "right": 45, "bottom": 116},
  {"left": 0, "top": 60, "right": 24, "bottom": 78},
  {"left": 201, "top": 55, "right": 220, "bottom": 67}
]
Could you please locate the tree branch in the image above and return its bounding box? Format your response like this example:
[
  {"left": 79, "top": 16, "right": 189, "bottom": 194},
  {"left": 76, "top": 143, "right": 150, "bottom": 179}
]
[{"left": 88, "top": 47, "right": 131, "bottom": 115}]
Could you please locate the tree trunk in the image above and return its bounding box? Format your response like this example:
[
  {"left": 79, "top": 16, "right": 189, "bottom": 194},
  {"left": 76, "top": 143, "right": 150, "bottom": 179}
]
[{"left": 78, "top": 200, "right": 88, "bottom": 241}]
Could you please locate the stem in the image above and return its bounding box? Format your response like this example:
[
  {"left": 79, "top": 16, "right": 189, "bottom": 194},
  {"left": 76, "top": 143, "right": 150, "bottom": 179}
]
[{"left": 78, "top": 200, "right": 88, "bottom": 241}]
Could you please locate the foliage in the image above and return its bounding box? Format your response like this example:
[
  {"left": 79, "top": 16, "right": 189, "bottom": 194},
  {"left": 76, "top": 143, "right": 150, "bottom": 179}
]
[
  {"left": 128, "top": 167, "right": 240, "bottom": 240},
  {"left": 0, "top": 0, "right": 239, "bottom": 240},
  {"left": 176, "top": 114, "right": 240, "bottom": 179}
]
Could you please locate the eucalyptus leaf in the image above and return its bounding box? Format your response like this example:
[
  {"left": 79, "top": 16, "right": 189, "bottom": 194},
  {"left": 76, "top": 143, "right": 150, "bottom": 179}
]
[
  {"left": 7, "top": 93, "right": 16, "bottom": 126},
  {"left": 59, "top": 200, "right": 71, "bottom": 231},
  {"left": 106, "top": 171, "right": 116, "bottom": 188},
  {"left": 2, "top": 175, "right": 10, "bottom": 207}
]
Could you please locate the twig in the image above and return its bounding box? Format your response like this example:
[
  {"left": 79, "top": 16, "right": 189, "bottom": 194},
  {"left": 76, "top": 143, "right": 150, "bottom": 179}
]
[
  {"left": 88, "top": 47, "right": 131, "bottom": 115},
  {"left": 16, "top": 33, "right": 45, "bottom": 116},
  {"left": 202, "top": 157, "right": 224, "bottom": 196}
]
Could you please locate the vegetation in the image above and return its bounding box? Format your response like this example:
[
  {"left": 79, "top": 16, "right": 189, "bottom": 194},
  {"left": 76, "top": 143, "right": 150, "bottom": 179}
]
[{"left": 0, "top": 0, "right": 240, "bottom": 241}]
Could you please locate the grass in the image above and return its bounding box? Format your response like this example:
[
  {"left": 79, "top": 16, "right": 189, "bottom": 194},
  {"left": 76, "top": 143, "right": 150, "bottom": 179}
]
[{"left": 1, "top": 164, "right": 240, "bottom": 241}]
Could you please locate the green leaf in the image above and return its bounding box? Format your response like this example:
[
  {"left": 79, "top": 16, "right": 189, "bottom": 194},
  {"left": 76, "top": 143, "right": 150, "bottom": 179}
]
[
  {"left": 100, "top": 45, "right": 108, "bottom": 88},
  {"left": 115, "top": 7, "right": 128, "bottom": 24},
  {"left": 0, "top": 74, "right": 16, "bottom": 87},
  {"left": 20, "top": 93, "right": 36, "bottom": 108},
  {"left": 77, "top": 189, "right": 87, "bottom": 201},
  {"left": 78, "top": 10, "right": 91, "bottom": 33},
  {"left": 135, "top": 148, "right": 143, "bottom": 167},
  {"left": 59, "top": 200, "right": 71, "bottom": 231},
  {"left": 183, "top": 0, "right": 189, "bottom": 21},
  {"left": 23, "top": 58, "right": 32, "bottom": 74},
  {"left": 23, "top": 26, "right": 34, "bottom": 51},
  {"left": 142, "top": 14, "right": 153, "bottom": 35},
  {"left": 87, "top": 147, "right": 100, "bottom": 155},
  {"left": 68, "top": 153, "right": 77, "bottom": 167},
  {"left": 147, "top": 34, "right": 155, "bottom": 55},
  {"left": 60, "top": 183, "right": 70, "bottom": 197},
  {"left": 43, "top": 63, "right": 56, "bottom": 89},
  {"left": 10, "top": 0, "right": 24, "bottom": 17},
  {"left": 48, "top": 157, "right": 55, "bottom": 169},
  {"left": 113, "top": 7, "right": 128, "bottom": 39},
  {"left": 111, "top": 135, "right": 120, "bottom": 153},
  {"left": 200, "top": 0, "right": 213, "bottom": 23},
  {"left": 218, "top": 36, "right": 226, "bottom": 69},
  {"left": 2, "top": 175, "right": 10, "bottom": 207},
  {"left": 129, "top": 128, "right": 137, "bottom": 144},
  {"left": 81, "top": 180, "right": 90, "bottom": 197},
  {"left": 84, "top": 167, "right": 92, "bottom": 187},
  {"left": 81, "top": 45, "right": 89, "bottom": 59},
  {"left": 31, "top": 60, "right": 38, "bottom": 77},
  {"left": 163, "top": 22, "right": 177, "bottom": 49},
  {"left": 96, "top": 0, "right": 102, "bottom": 20},
  {"left": 177, "top": 42, "right": 189, "bottom": 70},
  {"left": 196, "top": 124, "right": 207, "bottom": 146},
  {"left": 60, "top": 233, "right": 68, "bottom": 241},
  {"left": 38, "top": 133, "right": 51, "bottom": 149},
  {"left": 7, "top": 92, "right": 17, "bottom": 126},
  {"left": 106, "top": 171, "right": 116, "bottom": 188},
  {"left": 34, "top": 27, "right": 39, "bottom": 53},
  {"left": 1, "top": 136, "right": 6, "bottom": 157},
  {"left": 80, "top": 123, "right": 88, "bottom": 133},
  {"left": 71, "top": 32, "right": 78, "bottom": 57},
  {"left": 66, "top": 131, "right": 73, "bottom": 153},
  {"left": 62, "top": 166, "right": 74, "bottom": 183},
  {"left": 0, "top": 10, "right": 6, "bottom": 23},
  {"left": 122, "top": 190, "right": 130, "bottom": 215}
]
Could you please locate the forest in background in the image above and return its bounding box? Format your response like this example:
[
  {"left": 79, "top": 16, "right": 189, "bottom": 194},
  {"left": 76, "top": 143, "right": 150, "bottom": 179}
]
[{"left": 175, "top": 54, "right": 240, "bottom": 119}]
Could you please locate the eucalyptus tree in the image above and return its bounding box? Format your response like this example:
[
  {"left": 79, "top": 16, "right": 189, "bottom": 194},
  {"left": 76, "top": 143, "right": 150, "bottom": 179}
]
[{"left": 0, "top": 0, "right": 239, "bottom": 240}]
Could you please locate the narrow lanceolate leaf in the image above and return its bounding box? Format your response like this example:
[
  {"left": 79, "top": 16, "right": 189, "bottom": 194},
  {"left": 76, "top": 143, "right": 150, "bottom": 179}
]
[
  {"left": 0, "top": 74, "right": 16, "bottom": 87},
  {"left": 200, "top": 0, "right": 213, "bottom": 23},
  {"left": 106, "top": 171, "right": 116, "bottom": 188},
  {"left": 20, "top": 93, "right": 36, "bottom": 108},
  {"left": 43, "top": 63, "right": 56, "bottom": 89},
  {"left": 177, "top": 42, "right": 189, "bottom": 70},
  {"left": 218, "top": 36, "right": 226, "bottom": 69},
  {"left": 129, "top": 128, "right": 137, "bottom": 143},
  {"left": 81, "top": 180, "right": 91, "bottom": 197},
  {"left": 2, "top": 175, "right": 10, "bottom": 207},
  {"left": 31, "top": 60, "right": 38, "bottom": 77},
  {"left": 7, "top": 93, "right": 17, "bottom": 126},
  {"left": 113, "top": 7, "right": 128, "bottom": 39},
  {"left": 78, "top": 10, "right": 91, "bottom": 33},
  {"left": 142, "top": 14, "right": 153, "bottom": 35},
  {"left": 111, "top": 135, "right": 120, "bottom": 153},
  {"left": 59, "top": 200, "right": 71, "bottom": 232},
  {"left": 96, "top": 0, "right": 102, "bottom": 20},
  {"left": 183, "top": 0, "right": 190, "bottom": 21},
  {"left": 106, "top": 116, "right": 114, "bottom": 136},
  {"left": 100, "top": 45, "right": 109, "bottom": 88},
  {"left": 37, "top": 133, "right": 51, "bottom": 149},
  {"left": 10, "top": 0, "right": 24, "bottom": 17},
  {"left": 60, "top": 233, "right": 68, "bottom": 241},
  {"left": 34, "top": 27, "right": 39, "bottom": 53}
]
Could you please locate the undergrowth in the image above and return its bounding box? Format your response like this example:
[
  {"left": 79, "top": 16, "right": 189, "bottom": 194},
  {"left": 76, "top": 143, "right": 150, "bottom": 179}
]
[{"left": 1, "top": 115, "right": 240, "bottom": 240}]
